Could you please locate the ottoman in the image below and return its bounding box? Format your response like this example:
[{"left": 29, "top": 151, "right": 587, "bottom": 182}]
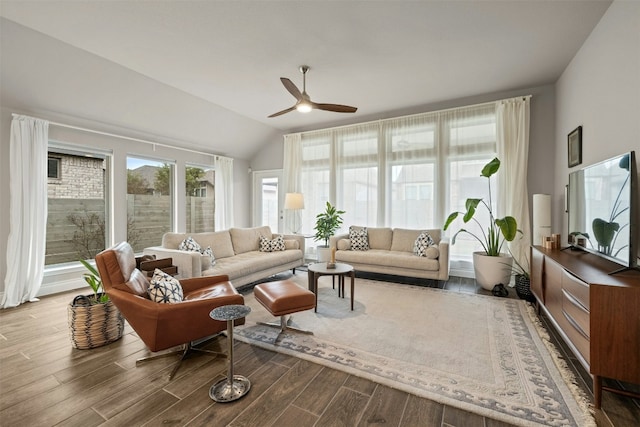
[{"left": 253, "top": 280, "right": 315, "bottom": 342}]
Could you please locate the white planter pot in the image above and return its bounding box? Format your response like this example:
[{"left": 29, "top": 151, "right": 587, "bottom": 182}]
[
  {"left": 316, "top": 246, "right": 331, "bottom": 262},
  {"left": 473, "top": 252, "right": 513, "bottom": 291}
]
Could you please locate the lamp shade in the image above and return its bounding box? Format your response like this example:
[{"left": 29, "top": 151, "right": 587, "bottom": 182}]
[{"left": 284, "top": 193, "right": 304, "bottom": 210}]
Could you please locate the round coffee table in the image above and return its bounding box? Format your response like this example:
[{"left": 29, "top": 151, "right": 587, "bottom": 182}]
[
  {"left": 208, "top": 304, "right": 251, "bottom": 402},
  {"left": 307, "top": 262, "right": 355, "bottom": 311}
]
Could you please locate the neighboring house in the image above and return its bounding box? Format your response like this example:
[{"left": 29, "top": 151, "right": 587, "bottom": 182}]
[
  {"left": 130, "top": 165, "right": 159, "bottom": 195},
  {"left": 194, "top": 169, "right": 215, "bottom": 198},
  {"left": 47, "top": 152, "right": 105, "bottom": 199}
]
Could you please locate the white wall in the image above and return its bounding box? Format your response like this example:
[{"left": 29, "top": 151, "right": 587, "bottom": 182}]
[{"left": 555, "top": 0, "right": 640, "bottom": 260}]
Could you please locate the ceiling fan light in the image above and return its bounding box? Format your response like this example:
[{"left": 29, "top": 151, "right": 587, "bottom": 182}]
[{"left": 296, "top": 102, "right": 312, "bottom": 113}]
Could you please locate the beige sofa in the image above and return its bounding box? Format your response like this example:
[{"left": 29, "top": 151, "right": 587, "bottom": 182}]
[
  {"left": 143, "top": 226, "right": 304, "bottom": 288},
  {"left": 329, "top": 227, "right": 449, "bottom": 282}
]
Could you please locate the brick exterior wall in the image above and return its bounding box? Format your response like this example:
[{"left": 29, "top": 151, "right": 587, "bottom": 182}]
[{"left": 48, "top": 154, "right": 105, "bottom": 199}]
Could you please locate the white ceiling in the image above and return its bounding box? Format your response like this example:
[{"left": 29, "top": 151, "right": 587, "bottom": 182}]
[{"left": 0, "top": 1, "right": 612, "bottom": 160}]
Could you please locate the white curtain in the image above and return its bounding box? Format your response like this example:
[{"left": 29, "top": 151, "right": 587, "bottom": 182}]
[
  {"left": 2, "top": 115, "right": 49, "bottom": 308},
  {"left": 283, "top": 134, "right": 302, "bottom": 233},
  {"left": 496, "top": 97, "right": 531, "bottom": 271},
  {"left": 214, "top": 155, "right": 234, "bottom": 230}
]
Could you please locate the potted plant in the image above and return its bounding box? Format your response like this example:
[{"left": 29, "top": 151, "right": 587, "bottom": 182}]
[
  {"left": 314, "top": 202, "right": 345, "bottom": 262},
  {"left": 67, "top": 259, "right": 124, "bottom": 349},
  {"left": 443, "top": 157, "right": 521, "bottom": 290}
]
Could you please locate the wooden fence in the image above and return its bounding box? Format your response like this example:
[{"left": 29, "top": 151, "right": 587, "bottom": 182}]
[{"left": 46, "top": 195, "right": 214, "bottom": 265}]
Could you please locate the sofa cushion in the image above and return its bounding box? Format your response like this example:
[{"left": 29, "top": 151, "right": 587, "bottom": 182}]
[
  {"left": 230, "top": 226, "right": 272, "bottom": 254},
  {"left": 335, "top": 249, "right": 440, "bottom": 271},
  {"left": 391, "top": 228, "right": 423, "bottom": 253},
  {"left": 337, "top": 239, "right": 351, "bottom": 251},
  {"left": 349, "top": 226, "right": 369, "bottom": 251},
  {"left": 196, "top": 231, "right": 235, "bottom": 259},
  {"left": 162, "top": 233, "right": 188, "bottom": 249},
  {"left": 202, "top": 249, "right": 301, "bottom": 279},
  {"left": 284, "top": 239, "right": 300, "bottom": 250},
  {"left": 367, "top": 228, "right": 393, "bottom": 250},
  {"left": 148, "top": 269, "right": 183, "bottom": 303},
  {"left": 123, "top": 268, "right": 150, "bottom": 297}
]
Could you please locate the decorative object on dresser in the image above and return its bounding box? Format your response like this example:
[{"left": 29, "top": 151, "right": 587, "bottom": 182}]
[
  {"left": 444, "top": 157, "right": 520, "bottom": 290},
  {"left": 530, "top": 245, "right": 640, "bottom": 409}
]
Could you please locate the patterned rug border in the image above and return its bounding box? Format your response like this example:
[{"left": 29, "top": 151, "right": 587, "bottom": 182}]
[{"left": 235, "top": 280, "right": 595, "bottom": 427}]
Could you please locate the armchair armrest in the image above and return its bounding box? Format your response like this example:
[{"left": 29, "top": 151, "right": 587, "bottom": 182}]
[{"left": 143, "top": 246, "right": 201, "bottom": 278}]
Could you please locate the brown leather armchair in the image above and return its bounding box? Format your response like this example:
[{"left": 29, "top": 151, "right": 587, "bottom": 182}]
[{"left": 95, "top": 242, "right": 245, "bottom": 379}]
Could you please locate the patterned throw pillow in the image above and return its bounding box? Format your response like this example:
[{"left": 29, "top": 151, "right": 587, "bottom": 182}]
[
  {"left": 270, "top": 235, "right": 286, "bottom": 251},
  {"left": 414, "top": 231, "right": 435, "bottom": 257},
  {"left": 259, "top": 235, "right": 286, "bottom": 252},
  {"left": 201, "top": 246, "right": 216, "bottom": 267},
  {"left": 178, "top": 236, "right": 201, "bottom": 252},
  {"left": 148, "top": 269, "right": 183, "bottom": 303},
  {"left": 259, "top": 235, "right": 272, "bottom": 252},
  {"left": 349, "top": 226, "right": 369, "bottom": 251}
]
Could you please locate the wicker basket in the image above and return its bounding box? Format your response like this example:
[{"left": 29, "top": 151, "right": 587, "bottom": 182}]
[
  {"left": 68, "top": 294, "right": 124, "bottom": 349},
  {"left": 515, "top": 275, "right": 536, "bottom": 303}
]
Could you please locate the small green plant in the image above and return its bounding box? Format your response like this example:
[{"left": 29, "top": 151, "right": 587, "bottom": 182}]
[
  {"left": 443, "top": 157, "right": 520, "bottom": 256},
  {"left": 314, "top": 202, "right": 345, "bottom": 247},
  {"left": 79, "top": 259, "right": 109, "bottom": 304}
]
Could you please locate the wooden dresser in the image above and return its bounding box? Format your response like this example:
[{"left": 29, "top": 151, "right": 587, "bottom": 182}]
[{"left": 530, "top": 245, "right": 640, "bottom": 408}]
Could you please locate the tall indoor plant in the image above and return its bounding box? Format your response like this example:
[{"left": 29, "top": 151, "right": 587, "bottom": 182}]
[
  {"left": 314, "top": 202, "right": 345, "bottom": 262},
  {"left": 443, "top": 157, "right": 521, "bottom": 290}
]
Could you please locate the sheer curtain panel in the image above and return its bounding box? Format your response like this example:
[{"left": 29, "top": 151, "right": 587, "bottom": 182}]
[
  {"left": 2, "top": 115, "right": 49, "bottom": 308},
  {"left": 214, "top": 156, "right": 234, "bottom": 230},
  {"left": 496, "top": 97, "right": 531, "bottom": 271},
  {"left": 283, "top": 134, "right": 303, "bottom": 234}
]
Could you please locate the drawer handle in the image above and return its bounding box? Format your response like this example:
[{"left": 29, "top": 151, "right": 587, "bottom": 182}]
[
  {"left": 562, "top": 288, "right": 588, "bottom": 312},
  {"left": 562, "top": 309, "right": 589, "bottom": 340}
]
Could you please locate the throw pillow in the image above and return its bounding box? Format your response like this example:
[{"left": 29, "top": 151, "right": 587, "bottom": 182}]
[
  {"left": 349, "top": 226, "right": 369, "bottom": 251},
  {"left": 178, "top": 236, "right": 201, "bottom": 253},
  {"left": 284, "top": 239, "right": 300, "bottom": 250},
  {"left": 201, "top": 246, "right": 216, "bottom": 267},
  {"left": 414, "top": 231, "right": 435, "bottom": 257},
  {"left": 148, "top": 268, "right": 183, "bottom": 303},
  {"left": 259, "top": 235, "right": 286, "bottom": 252},
  {"left": 270, "top": 235, "right": 286, "bottom": 251},
  {"left": 259, "top": 235, "right": 272, "bottom": 252}
]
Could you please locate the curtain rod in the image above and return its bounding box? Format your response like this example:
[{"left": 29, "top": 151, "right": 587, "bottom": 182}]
[
  {"left": 287, "top": 95, "right": 532, "bottom": 136},
  {"left": 11, "top": 113, "right": 221, "bottom": 158}
]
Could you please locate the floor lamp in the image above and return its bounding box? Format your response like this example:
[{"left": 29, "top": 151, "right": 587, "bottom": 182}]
[{"left": 284, "top": 193, "right": 304, "bottom": 234}]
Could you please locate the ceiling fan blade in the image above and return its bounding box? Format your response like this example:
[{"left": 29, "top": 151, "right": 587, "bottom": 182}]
[
  {"left": 268, "top": 105, "right": 297, "bottom": 118},
  {"left": 280, "top": 77, "right": 303, "bottom": 101},
  {"left": 314, "top": 103, "right": 358, "bottom": 113}
]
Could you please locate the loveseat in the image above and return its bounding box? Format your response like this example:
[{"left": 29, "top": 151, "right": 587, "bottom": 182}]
[
  {"left": 143, "top": 226, "right": 304, "bottom": 288},
  {"left": 329, "top": 227, "right": 449, "bottom": 283}
]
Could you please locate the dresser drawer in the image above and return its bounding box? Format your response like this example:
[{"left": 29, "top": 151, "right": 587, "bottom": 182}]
[
  {"left": 562, "top": 270, "right": 589, "bottom": 310},
  {"left": 562, "top": 289, "right": 590, "bottom": 338},
  {"left": 562, "top": 308, "right": 591, "bottom": 365}
]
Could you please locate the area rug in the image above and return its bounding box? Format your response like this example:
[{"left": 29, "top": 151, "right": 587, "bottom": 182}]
[{"left": 235, "top": 275, "right": 595, "bottom": 427}]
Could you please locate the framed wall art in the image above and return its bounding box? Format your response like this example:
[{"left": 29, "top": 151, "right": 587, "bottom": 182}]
[{"left": 568, "top": 126, "right": 582, "bottom": 167}]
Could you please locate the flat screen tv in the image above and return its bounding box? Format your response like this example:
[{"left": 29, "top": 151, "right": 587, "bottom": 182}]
[{"left": 567, "top": 151, "right": 638, "bottom": 273}]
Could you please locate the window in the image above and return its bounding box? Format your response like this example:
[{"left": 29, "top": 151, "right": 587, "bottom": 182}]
[
  {"left": 46, "top": 145, "right": 109, "bottom": 266},
  {"left": 47, "top": 156, "right": 61, "bottom": 179},
  {"left": 127, "top": 157, "right": 174, "bottom": 252},
  {"left": 297, "top": 103, "right": 497, "bottom": 267},
  {"left": 186, "top": 164, "right": 214, "bottom": 233}
]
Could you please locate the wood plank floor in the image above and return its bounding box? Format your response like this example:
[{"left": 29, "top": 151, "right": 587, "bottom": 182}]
[{"left": 0, "top": 274, "right": 638, "bottom": 426}]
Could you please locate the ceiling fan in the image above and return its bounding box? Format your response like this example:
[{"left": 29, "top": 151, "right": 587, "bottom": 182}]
[{"left": 268, "top": 65, "right": 358, "bottom": 118}]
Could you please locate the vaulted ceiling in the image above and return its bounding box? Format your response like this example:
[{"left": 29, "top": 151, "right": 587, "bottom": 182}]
[{"left": 0, "top": 1, "right": 611, "bottom": 160}]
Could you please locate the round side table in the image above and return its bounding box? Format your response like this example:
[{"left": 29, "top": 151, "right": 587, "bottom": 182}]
[{"left": 209, "top": 304, "right": 251, "bottom": 402}]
